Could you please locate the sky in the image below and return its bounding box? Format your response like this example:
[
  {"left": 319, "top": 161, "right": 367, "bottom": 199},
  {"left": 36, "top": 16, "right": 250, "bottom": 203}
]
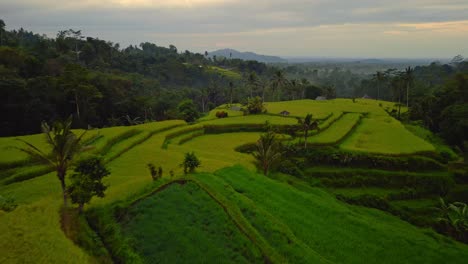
[{"left": 1, "top": 0, "right": 468, "bottom": 58}]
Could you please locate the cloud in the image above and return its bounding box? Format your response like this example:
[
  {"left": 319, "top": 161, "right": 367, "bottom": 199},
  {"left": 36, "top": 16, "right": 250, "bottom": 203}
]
[{"left": 1, "top": 0, "right": 467, "bottom": 57}]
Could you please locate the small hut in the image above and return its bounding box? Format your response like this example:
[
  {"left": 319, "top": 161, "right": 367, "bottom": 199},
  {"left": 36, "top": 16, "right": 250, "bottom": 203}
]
[
  {"left": 362, "top": 94, "right": 372, "bottom": 99},
  {"left": 315, "top": 96, "right": 327, "bottom": 101},
  {"left": 279, "top": 110, "right": 290, "bottom": 116}
]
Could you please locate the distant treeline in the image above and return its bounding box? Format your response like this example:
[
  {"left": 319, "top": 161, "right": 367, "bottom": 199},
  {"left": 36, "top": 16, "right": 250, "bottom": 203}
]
[{"left": 0, "top": 20, "right": 333, "bottom": 136}]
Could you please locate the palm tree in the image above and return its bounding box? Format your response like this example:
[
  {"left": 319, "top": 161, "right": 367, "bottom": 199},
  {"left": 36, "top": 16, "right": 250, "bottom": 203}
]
[
  {"left": 298, "top": 114, "right": 319, "bottom": 148},
  {"left": 247, "top": 72, "right": 259, "bottom": 99},
  {"left": 270, "top": 70, "right": 289, "bottom": 101},
  {"left": 372, "top": 71, "right": 386, "bottom": 100},
  {"left": 300, "top": 78, "right": 310, "bottom": 99},
  {"left": 253, "top": 131, "right": 282, "bottom": 175},
  {"left": 391, "top": 76, "right": 405, "bottom": 119},
  {"left": 403, "top": 66, "right": 414, "bottom": 107},
  {"left": 228, "top": 81, "right": 234, "bottom": 106},
  {"left": 16, "top": 117, "right": 88, "bottom": 206}
]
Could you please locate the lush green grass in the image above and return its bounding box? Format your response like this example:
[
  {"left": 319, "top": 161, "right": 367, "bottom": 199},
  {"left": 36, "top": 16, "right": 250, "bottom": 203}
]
[
  {"left": 122, "top": 182, "right": 262, "bottom": 263},
  {"left": 405, "top": 124, "right": 458, "bottom": 159},
  {"left": 265, "top": 98, "right": 403, "bottom": 118},
  {"left": 197, "top": 166, "right": 468, "bottom": 263},
  {"left": 199, "top": 104, "right": 245, "bottom": 121},
  {"left": 0, "top": 197, "right": 92, "bottom": 263},
  {"left": 308, "top": 113, "right": 361, "bottom": 145},
  {"left": 340, "top": 114, "right": 435, "bottom": 154},
  {"left": 200, "top": 114, "right": 297, "bottom": 125},
  {"left": 206, "top": 66, "right": 242, "bottom": 79}
]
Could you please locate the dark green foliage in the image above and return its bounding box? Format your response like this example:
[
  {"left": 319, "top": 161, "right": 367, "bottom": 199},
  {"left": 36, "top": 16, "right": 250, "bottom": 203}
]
[
  {"left": 68, "top": 156, "right": 110, "bottom": 212},
  {"left": 215, "top": 111, "right": 228, "bottom": 118},
  {"left": 234, "top": 142, "right": 257, "bottom": 153},
  {"left": 16, "top": 117, "right": 88, "bottom": 206},
  {"left": 434, "top": 199, "right": 468, "bottom": 243},
  {"left": 0, "top": 23, "right": 271, "bottom": 136},
  {"left": 158, "top": 166, "right": 163, "bottom": 178},
  {"left": 410, "top": 73, "right": 468, "bottom": 150},
  {"left": 182, "top": 152, "right": 201, "bottom": 174},
  {"left": 147, "top": 163, "right": 163, "bottom": 180},
  {"left": 61, "top": 207, "right": 112, "bottom": 263},
  {"left": 277, "top": 159, "right": 304, "bottom": 178},
  {"left": 147, "top": 163, "right": 158, "bottom": 181},
  {"left": 246, "top": 96, "right": 264, "bottom": 114},
  {"left": 297, "top": 114, "right": 319, "bottom": 148},
  {"left": 177, "top": 99, "right": 199, "bottom": 122},
  {"left": 305, "top": 167, "right": 454, "bottom": 195},
  {"left": 303, "top": 146, "right": 444, "bottom": 171},
  {"left": 0, "top": 195, "right": 17, "bottom": 212},
  {"left": 86, "top": 206, "right": 143, "bottom": 263},
  {"left": 253, "top": 131, "right": 282, "bottom": 175}
]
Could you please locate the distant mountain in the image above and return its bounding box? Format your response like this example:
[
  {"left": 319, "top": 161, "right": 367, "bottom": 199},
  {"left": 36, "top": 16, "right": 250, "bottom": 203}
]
[{"left": 208, "top": 48, "right": 287, "bottom": 63}]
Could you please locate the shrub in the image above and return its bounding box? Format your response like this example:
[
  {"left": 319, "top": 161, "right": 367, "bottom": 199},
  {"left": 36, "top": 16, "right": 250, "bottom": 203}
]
[
  {"left": 68, "top": 156, "right": 110, "bottom": 212},
  {"left": 0, "top": 195, "right": 17, "bottom": 212},
  {"left": 247, "top": 96, "right": 264, "bottom": 114},
  {"left": 215, "top": 111, "right": 228, "bottom": 118},
  {"left": 302, "top": 146, "right": 444, "bottom": 171},
  {"left": 158, "top": 166, "right": 163, "bottom": 178},
  {"left": 182, "top": 152, "right": 201, "bottom": 174},
  {"left": 177, "top": 99, "right": 200, "bottom": 122},
  {"left": 277, "top": 159, "right": 304, "bottom": 177},
  {"left": 148, "top": 163, "right": 158, "bottom": 180}
]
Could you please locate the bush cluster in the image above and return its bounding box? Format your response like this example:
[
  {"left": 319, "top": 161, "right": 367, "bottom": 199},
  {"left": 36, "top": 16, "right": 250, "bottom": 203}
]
[
  {"left": 303, "top": 147, "right": 444, "bottom": 171},
  {"left": 215, "top": 111, "right": 228, "bottom": 118},
  {"left": 147, "top": 163, "right": 163, "bottom": 180},
  {"left": 306, "top": 169, "right": 454, "bottom": 195},
  {"left": 0, "top": 195, "right": 17, "bottom": 212}
]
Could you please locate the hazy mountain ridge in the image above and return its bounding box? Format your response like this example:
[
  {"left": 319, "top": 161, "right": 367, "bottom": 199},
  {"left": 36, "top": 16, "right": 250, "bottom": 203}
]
[{"left": 209, "top": 48, "right": 287, "bottom": 63}]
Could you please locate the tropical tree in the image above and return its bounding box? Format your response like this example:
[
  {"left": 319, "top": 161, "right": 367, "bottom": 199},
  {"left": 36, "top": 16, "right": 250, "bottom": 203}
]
[
  {"left": 298, "top": 114, "right": 319, "bottom": 148},
  {"left": 434, "top": 198, "right": 468, "bottom": 241},
  {"left": 177, "top": 99, "right": 199, "bottom": 122},
  {"left": 16, "top": 117, "right": 88, "bottom": 206},
  {"left": 0, "top": 19, "right": 5, "bottom": 46},
  {"left": 228, "top": 81, "right": 234, "bottom": 105},
  {"left": 253, "top": 130, "right": 282, "bottom": 175},
  {"left": 391, "top": 76, "right": 405, "bottom": 119},
  {"left": 300, "top": 78, "right": 310, "bottom": 99},
  {"left": 270, "top": 70, "right": 289, "bottom": 101},
  {"left": 372, "top": 71, "right": 386, "bottom": 100},
  {"left": 403, "top": 67, "right": 414, "bottom": 107},
  {"left": 247, "top": 96, "right": 264, "bottom": 114},
  {"left": 247, "top": 71, "right": 259, "bottom": 98},
  {"left": 323, "top": 85, "right": 336, "bottom": 99},
  {"left": 182, "top": 152, "right": 201, "bottom": 174},
  {"left": 68, "top": 156, "right": 109, "bottom": 212}
]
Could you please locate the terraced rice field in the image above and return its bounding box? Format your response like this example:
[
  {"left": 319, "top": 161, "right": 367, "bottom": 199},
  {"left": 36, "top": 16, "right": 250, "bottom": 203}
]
[
  {"left": 340, "top": 114, "right": 435, "bottom": 154},
  {"left": 0, "top": 99, "right": 448, "bottom": 263},
  {"left": 308, "top": 113, "right": 361, "bottom": 145}
]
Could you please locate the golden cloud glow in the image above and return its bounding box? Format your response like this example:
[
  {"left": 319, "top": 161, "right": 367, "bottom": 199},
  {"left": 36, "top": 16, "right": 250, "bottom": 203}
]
[
  {"left": 109, "top": 0, "right": 233, "bottom": 8},
  {"left": 398, "top": 20, "right": 468, "bottom": 33}
]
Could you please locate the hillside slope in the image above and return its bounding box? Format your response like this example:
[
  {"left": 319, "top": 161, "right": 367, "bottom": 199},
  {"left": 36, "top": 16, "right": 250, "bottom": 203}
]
[{"left": 118, "top": 166, "right": 468, "bottom": 263}]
